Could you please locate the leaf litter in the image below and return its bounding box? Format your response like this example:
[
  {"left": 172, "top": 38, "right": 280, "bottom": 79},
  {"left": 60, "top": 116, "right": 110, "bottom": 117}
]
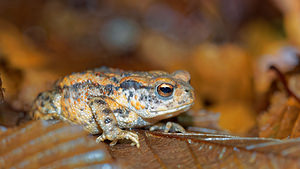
[{"left": 1, "top": 120, "right": 300, "bottom": 169}]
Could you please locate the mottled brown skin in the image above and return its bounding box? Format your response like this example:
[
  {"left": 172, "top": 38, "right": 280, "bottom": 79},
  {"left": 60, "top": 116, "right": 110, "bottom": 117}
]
[{"left": 30, "top": 67, "right": 194, "bottom": 147}]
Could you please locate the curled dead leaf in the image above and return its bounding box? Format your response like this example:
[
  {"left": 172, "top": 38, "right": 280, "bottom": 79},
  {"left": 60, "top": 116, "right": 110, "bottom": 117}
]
[
  {"left": 259, "top": 67, "right": 300, "bottom": 139},
  {"left": 258, "top": 92, "right": 300, "bottom": 139},
  {"left": 0, "top": 75, "right": 4, "bottom": 104}
]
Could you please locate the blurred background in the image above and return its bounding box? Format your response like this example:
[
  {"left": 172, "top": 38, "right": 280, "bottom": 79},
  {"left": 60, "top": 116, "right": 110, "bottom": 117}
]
[{"left": 0, "top": 0, "right": 300, "bottom": 135}]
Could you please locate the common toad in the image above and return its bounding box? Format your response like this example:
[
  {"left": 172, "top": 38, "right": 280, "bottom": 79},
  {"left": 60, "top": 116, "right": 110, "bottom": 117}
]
[{"left": 30, "top": 67, "right": 194, "bottom": 147}]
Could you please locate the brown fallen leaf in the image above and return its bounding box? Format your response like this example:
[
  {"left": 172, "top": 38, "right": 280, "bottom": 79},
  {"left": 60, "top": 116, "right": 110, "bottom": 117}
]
[
  {"left": 111, "top": 131, "right": 300, "bottom": 169},
  {"left": 258, "top": 66, "right": 300, "bottom": 139},
  {"left": 0, "top": 74, "right": 25, "bottom": 128},
  {"left": 2, "top": 120, "right": 300, "bottom": 168},
  {"left": 259, "top": 92, "right": 300, "bottom": 139},
  {"left": 0, "top": 74, "right": 4, "bottom": 103},
  {"left": 191, "top": 43, "right": 253, "bottom": 105},
  {"left": 178, "top": 110, "right": 222, "bottom": 131},
  {"left": 272, "top": 0, "right": 300, "bottom": 47},
  {"left": 0, "top": 120, "right": 116, "bottom": 169}
]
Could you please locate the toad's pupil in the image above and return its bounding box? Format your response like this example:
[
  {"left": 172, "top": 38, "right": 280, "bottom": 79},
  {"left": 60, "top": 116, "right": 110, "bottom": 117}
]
[
  {"left": 160, "top": 87, "right": 172, "bottom": 93},
  {"left": 157, "top": 83, "right": 174, "bottom": 97}
]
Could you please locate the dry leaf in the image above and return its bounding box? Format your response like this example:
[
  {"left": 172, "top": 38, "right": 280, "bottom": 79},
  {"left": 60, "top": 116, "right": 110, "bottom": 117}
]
[
  {"left": 0, "top": 75, "right": 3, "bottom": 104},
  {"left": 254, "top": 46, "right": 299, "bottom": 96},
  {"left": 0, "top": 20, "right": 49, "bottom": 69},
  {"left": 273, "top": 0, "right": 300, "bottom": 47},
  {"left": 2, "top": 120, "right": 300, "bottom": 168},
  {"left": 258, "top": 92, "right": 300, "bottom": 138},
  {"left": 258, "top": 69, "right": 300, "bottom": 139},
  {"left": 0, "top": 120, "right": 116, "bottom": 169},
  {"left": 210, "top": 101, "right": 256, "bottom": 135},
  {"left": 111, "top": 131, "right": 300, "bottom": 169},
  {"left": 191, "top": 43, "right": 253, "bottom": 104},
  {"left": 178, "top": 110, "right": 221, "bottom": 130}
]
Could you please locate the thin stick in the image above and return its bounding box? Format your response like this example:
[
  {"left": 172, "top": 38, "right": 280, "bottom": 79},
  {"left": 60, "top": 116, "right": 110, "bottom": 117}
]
[{"left": 269, "top": 65, "right": 300, "bottom": 103}]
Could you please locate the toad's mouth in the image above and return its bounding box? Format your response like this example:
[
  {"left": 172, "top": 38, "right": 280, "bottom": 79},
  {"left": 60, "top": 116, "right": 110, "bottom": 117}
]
[
  {"left": 151, "top": 104, "right": 192, "bottom": 115},
  {"left": 143, "top": 103, "right": 193, "bottom": 121}
]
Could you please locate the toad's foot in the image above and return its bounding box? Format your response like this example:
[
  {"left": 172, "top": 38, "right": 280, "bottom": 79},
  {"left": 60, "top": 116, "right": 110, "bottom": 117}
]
[
  {"left": 149, "top": 122, "right": 185, "bottom": 133},
  {"left": 89, "top": 96, "right": 140, "bottom": 147},
  {"left": 96, "top": 129, "right": 140, "bottom": 148}
]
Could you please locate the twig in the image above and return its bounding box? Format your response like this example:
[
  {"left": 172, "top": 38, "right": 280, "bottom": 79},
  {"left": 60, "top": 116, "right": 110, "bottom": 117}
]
[{"left": 269, "top": 65, "right": 300, "bottom": 103}]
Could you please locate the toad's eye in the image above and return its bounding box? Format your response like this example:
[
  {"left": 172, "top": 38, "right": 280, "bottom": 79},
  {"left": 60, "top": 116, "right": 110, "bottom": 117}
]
[{"left": 157, "top": 83, "right": 174, "bottom": 97}]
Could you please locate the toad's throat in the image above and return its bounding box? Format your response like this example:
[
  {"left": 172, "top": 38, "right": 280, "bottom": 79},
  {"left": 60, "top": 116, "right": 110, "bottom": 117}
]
[{"left": 143, "top": 103, "right": 193, "bottom": 121}]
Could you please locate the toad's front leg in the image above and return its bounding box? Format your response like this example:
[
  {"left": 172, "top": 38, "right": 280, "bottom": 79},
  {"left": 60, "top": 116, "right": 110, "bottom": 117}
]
[{"left": 89, "top": 96, "right": 140, "bottom": 148}]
